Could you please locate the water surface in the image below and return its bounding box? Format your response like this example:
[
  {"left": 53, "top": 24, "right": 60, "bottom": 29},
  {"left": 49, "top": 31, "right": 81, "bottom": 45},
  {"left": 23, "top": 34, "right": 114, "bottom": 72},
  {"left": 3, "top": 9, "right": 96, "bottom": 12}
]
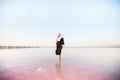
[{"left": 0, "top": 48, "right": 120, "bottom": 80}]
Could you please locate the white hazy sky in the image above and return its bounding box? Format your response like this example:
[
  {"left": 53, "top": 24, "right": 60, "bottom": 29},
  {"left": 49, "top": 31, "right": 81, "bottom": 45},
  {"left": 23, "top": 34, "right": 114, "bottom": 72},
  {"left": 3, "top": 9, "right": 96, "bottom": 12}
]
[{"left": 0, "top": 0, "right": 120, "bottom": 46}]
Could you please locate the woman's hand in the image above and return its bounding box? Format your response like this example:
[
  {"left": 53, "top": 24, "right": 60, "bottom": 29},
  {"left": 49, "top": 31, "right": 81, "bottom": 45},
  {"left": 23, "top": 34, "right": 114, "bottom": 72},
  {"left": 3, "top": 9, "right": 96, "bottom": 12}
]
[{"left": 61, "top": 44, "right": 64, "bottom": 47}]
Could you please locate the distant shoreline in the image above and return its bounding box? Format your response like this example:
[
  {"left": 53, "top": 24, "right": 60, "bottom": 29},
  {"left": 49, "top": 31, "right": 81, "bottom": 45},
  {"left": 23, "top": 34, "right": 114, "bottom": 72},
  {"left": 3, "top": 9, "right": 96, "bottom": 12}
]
[{"left": 0, "top": 46, "right": 40, "bottom": 49}]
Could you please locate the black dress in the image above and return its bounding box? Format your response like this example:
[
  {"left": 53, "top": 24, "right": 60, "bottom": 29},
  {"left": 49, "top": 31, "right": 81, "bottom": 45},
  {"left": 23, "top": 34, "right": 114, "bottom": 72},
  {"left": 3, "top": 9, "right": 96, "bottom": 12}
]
[{"left": 56, "top": 38, "right": 64, "bottom": 55}]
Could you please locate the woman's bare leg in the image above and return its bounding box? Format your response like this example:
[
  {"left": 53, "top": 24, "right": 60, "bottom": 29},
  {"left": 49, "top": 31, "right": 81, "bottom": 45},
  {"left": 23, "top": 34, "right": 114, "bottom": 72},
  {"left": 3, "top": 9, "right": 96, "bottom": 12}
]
[{"left": 58, "top": 55, "right": 61, "bottom": 62}]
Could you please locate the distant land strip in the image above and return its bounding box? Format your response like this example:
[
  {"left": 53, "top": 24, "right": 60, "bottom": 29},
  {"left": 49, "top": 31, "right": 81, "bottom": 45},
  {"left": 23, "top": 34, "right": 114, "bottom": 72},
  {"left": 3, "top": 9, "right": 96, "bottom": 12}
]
[{"left": 0, "top": 46, "right": 40, "bottom": 49}]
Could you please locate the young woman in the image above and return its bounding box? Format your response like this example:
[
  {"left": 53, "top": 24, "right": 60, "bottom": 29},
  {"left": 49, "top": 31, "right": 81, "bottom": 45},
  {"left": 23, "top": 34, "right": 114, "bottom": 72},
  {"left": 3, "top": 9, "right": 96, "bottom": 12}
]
[{"left": 56, "top": 33, "right": 64, "bottom": 61}]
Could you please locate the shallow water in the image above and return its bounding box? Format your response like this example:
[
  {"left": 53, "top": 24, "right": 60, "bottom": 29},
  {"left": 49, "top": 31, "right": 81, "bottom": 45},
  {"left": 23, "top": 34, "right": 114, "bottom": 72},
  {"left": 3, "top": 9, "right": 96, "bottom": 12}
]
[{"left": 0, "top": 48, "right": 120, "bottom": 80}]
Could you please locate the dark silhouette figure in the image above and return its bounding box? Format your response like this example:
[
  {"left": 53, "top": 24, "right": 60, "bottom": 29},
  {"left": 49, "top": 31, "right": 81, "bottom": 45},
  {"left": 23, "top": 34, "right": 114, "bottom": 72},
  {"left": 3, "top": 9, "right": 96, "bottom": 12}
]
[{"left": 56, "top": 33, "right": 64, "bottom": 61}]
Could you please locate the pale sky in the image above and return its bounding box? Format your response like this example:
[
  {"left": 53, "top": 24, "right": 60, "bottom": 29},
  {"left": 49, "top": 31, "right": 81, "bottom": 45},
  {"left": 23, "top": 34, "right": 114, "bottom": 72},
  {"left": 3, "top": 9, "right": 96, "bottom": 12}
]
[{"left": 0, "top": 0, "right": 120, "bottom": 46}]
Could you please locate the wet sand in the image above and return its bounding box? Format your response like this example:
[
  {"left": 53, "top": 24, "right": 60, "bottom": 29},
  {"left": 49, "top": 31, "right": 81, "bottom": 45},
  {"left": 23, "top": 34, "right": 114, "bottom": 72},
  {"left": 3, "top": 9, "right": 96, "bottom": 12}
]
[{"left": 0, "top": 48, "right": 120, "bottom": 80}]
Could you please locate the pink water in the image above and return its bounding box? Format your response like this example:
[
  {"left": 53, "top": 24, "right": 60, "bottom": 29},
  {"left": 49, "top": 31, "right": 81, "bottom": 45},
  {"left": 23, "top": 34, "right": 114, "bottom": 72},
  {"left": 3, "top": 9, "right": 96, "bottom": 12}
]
[{"left": 0, "top": 48, "right": 120, "bottom": 80}]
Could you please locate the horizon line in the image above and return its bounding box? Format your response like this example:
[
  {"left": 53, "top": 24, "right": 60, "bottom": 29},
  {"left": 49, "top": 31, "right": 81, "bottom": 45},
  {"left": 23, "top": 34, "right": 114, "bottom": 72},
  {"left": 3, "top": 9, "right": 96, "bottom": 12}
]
[{"left": 0, "top": 45, "right": 120, "bottom": 49}]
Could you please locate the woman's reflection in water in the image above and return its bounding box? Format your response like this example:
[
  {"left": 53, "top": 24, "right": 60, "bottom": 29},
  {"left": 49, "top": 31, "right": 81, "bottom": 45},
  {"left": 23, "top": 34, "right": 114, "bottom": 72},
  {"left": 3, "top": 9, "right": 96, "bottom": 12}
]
[{"left": 56, "top": 59, "right": 65, "bottom": 80}]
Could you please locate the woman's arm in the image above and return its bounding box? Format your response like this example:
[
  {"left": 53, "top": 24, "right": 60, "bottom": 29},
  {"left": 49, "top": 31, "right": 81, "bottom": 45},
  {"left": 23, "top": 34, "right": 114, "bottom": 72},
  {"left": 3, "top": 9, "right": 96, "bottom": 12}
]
[
  {"left": 61, "top": 38, "right": 64, "bottom": 47},
  {"left": 56, "top": 42, "right": 57, "bottom": 48}
]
